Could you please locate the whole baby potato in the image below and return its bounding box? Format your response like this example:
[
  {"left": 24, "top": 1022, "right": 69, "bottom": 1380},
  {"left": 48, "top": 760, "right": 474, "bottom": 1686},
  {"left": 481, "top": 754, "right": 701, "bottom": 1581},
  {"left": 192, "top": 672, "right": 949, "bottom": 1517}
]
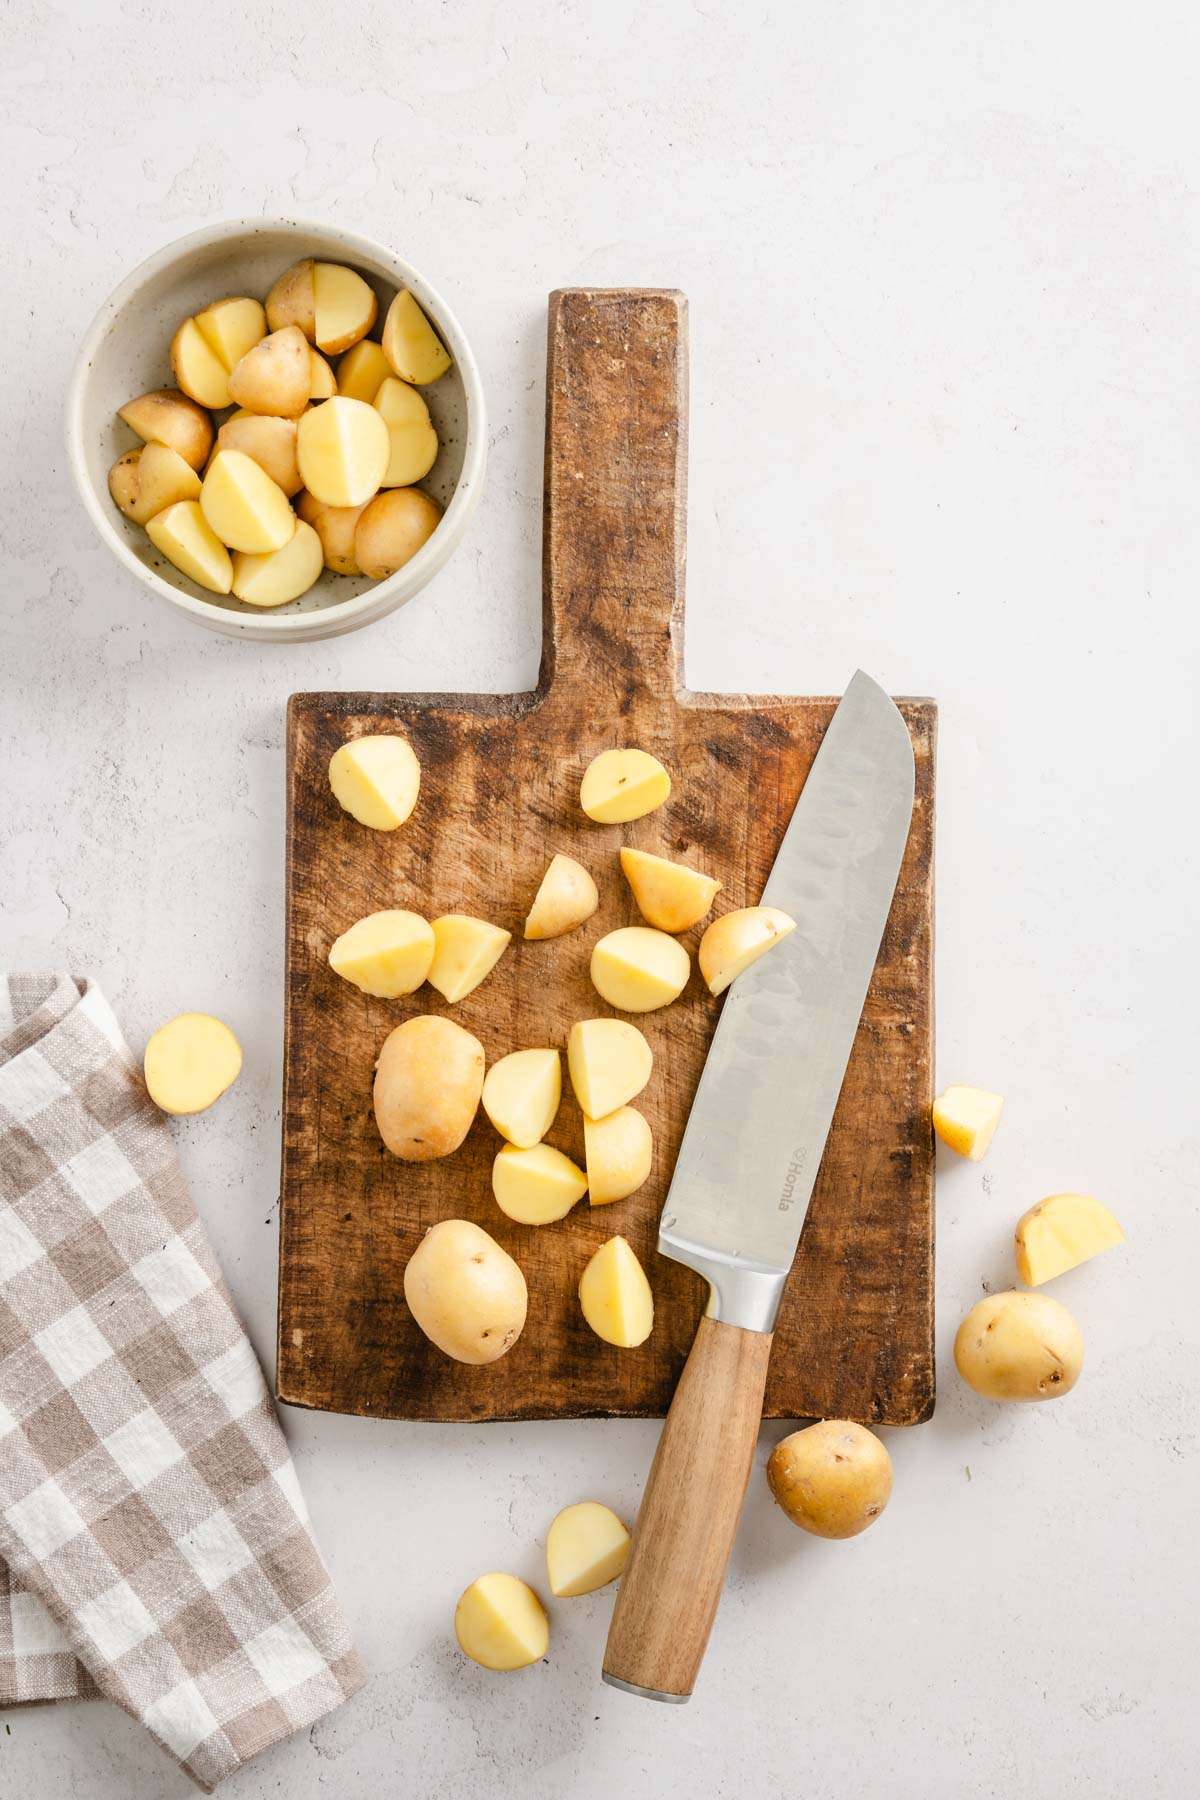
[
  {"left": 354, "top": 486, "right": 442, "bottom": 580},
  {"left": 954, "top": 1290, "right": 1083, "bottom": 1401},
  {"left": 766, "top": 1420, "right": 893, "bottom": 1539},
  {"left": 404, "top": 1219, "right": 527, "bottom": 1364},
  {"left": 373, "top": 1015, "right": 484, "bottom": 1161}
]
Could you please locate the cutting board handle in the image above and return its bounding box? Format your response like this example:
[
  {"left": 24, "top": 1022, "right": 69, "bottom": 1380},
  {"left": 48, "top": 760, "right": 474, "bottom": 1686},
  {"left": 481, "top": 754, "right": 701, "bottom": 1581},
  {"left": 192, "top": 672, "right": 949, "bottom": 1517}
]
[
  {"left": 541, "top": 288, "right": 688, "bottom": 712},
  {"left": 603, "top": 1314, "right": 772, "bottom": 1700}
]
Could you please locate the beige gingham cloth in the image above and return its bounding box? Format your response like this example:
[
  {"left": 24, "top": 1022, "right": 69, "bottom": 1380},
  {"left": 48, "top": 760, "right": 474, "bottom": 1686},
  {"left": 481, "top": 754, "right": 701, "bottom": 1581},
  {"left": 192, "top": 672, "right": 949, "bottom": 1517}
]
[{"left": 0, "top": 974, "right": 364, "bottom": 1789}]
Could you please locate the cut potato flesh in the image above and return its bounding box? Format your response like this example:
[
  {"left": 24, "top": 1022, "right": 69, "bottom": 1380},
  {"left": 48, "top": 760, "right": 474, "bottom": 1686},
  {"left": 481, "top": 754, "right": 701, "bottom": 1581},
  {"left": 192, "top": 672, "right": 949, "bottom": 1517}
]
[
  {"left": 314, "top": 262, "right": 378, "bottom": 355},
  {"left": 231, "top": 519, "right": 323, "bottom": 608},
  {"left": 146, "top": 501, "right": 233, "bottom": 595},
  {"left": 170, "top": 315, "right": 232, "bottom": 409},
  {"left": 591, "top": 926, "right": 690, "bottom": 1013},
  {"left": 493, "top": 1144, "right": 588, "bottom": 1224},
  {"left": 580, "top": 748, "right": 671, "bottom": 823},
  {"left": 265, "top": 259, "right": 315, "bottom": 339},
  {"left": 375, "top": 378, "right": 438, "bottom": 487},
  {"left": 143, "top": 1012, "right": 242, "bottom": 1115},
  {"left": 546, "top": 1502, "right": 630, "bottom": 1597},
  {"left": 328, "top": 734, "right": 420, "bottom": 829},
  {"left": 297, "top": 396, "right": 389, "bottom": 507},
  {"left": 1015, "top": 1193, "right": 1125, "bottom": 1286},
  {"left": 354, "top": 487, "right": 441, "bottom": 580},
  {"left": 524, "top": 852, "right": 598, "bottom": 940},
  {"left": 327, "top": 908, "right": 435, "bottom": 997},
  {"left": 578, "top": 1235, "right": 654, "bottom": 1347},
  {"left": 619, "top": 847, "right": 721, "bottom": 933},
  {"left": 200, "top": 449, "right": 296, "bottom": 554},
  {"left": 698, "top": 906, "right": 796, "bottom": 996},
  {"left": 118, "top": 389, "right": 213, "bottom": 471},
  {"left": 227, "top": 325, "right": 311, "bottom": 418},
  {"left": 382, "top": 289, "right": 452, "bottom": 383},
  {"left": 932, "top": 1085, "right": 1005, "bottom": 1161},
  {"left": 194, "top": 295, "right": 266, "bottom": 370},
  {"left": 481, "top": 1048, "right": 561, "bottom": 1147},
  {"left": 337, "top": 340, "right": 393, "bottom": 403},
  {"left": 109, "top": 443, "right": 200, "bottom": 526},
  {"left": 308, "top": 350, "right": 336, "bottom": 399},
  {"left": 567, "top": 1019, "right": 652, "bottom": 1121},
  {"left": 428, "top": 915, "right": 511, "bottom": 1004},
  {"left": 217, "top": 413, "right": 302, "bottom": 497},
  {"left": 584, "top": 1105, "right": 652, "bottom": 1205},
  {"left": 455, "top": 1573, "right": 548, "bottom": 1672}
]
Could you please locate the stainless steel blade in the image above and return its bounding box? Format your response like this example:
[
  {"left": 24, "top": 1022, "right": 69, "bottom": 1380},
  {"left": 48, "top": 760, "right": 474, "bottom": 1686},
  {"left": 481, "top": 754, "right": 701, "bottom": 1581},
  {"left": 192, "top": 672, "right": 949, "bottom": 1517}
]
[{"left": 659, "top": 670, "right": 916, "bottom": 1333}]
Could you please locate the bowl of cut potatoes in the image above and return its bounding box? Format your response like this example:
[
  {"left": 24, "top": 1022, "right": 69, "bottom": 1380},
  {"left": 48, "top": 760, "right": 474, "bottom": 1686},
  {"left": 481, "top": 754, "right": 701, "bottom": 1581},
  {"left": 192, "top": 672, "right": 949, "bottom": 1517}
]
[{"left": 66, "top": 219, "right": 486, "bottom": 641}]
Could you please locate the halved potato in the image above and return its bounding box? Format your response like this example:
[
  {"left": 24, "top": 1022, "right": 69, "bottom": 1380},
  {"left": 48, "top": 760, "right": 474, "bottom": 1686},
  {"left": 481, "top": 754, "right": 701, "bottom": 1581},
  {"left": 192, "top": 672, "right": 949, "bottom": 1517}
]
[
  {"left": 118, "top": 389, "right": 213, "bottom": 471},
  {"left": 336, "top": 339, "right": 393, "bottom": 403},
  {"left": 108, "top": 443, "right": 201, "bottom": 526},
  {"left": 493, "top": 1144, "right": 588, "bottom": 1225},
  {"left": 308, "top": 350, "right": 337, "bottom": 399},
  {"left": 382, "top": 289, "right": 451, "bottom": 383},
  {"left": 354, "top": 487, "right": 442, "bottom": 580},
  {"left": 1014, "top": 1193, "right": 1125, "bottom": 1286},
  {"left": 375, "top": 377, "right": 438, "bottom": 486},
  {"left": 231, "top": 519, "right": 323, "bottom": 608},
  {"left": 297, "top": 396, "right": 389, "bottom": 507},
  {"left": 524, "top": 853, "right": 598, "bottom": 940},
  {"left": 200, "top": 449, "right": 295, "bottom": 554},
  {"left": 481, "top": 1048, "right": 561, "bottom": 1147},
  {"left": 108, "top": 450, "right": 142, "bottom": 520},
  {"left": 932, "top": 1086, "right": 1005, "bottom": 1161},
  {"left": 295, "top": 490, "right": 367, "bottom": 575},
  {"left": 328, "top": 734, "right": 420, "bottom": 829},
  {"left": 144, "top": 1012, "right": 242, "bottom": 1114},
  {"left": 217, "top": 413, "right": 302, "bottom": 497},
  {"left": 327, "top": 908, "right": 435, "bottom": 997},
  {"left": 194, "top": 295, "right": 266, "bottom": 370},
  {"left": 584, "top": 1105, "right": 652, "bottom": 1205},
  {"left": 590, "top": 927, "right": 690, "bottom": 1013},
  {"left": 578, "top": 1236, "right": 653, "bottom": 1347},
  {"left": 146, "top": 501, "right": 233, "bottom": 594},
  {"left": 546, "top": 1503, "right": 630, "bottom": 1597},
  {"left": 427, "top": 915, "right": 511, "bottom": 1004},
  {"left": 265, "top": 258, "right": 316, "bottom": 338},
  {"left": 170, "top": 315, "right": 232, "bottom": 409},
  {"left": 580, "top": 748, "right": 671, "bottom": 823},
  {"left": 619, "top": 847, "right": 721, "bottom": 933},
  {"left": 698, "top": 906, "right": 796, "bottom": 996},
  {"left": 314, "top": 262, "right": 378, "bottom": 356},
  {"left": 227, "top": 325, "right": 311, "bottom": 418},
  {"left": 567, "top": 1019, "right": 652, "bottom": 1121},
  {"left": 455, "top": 1573, "right": 548, "bottom": 1672}
]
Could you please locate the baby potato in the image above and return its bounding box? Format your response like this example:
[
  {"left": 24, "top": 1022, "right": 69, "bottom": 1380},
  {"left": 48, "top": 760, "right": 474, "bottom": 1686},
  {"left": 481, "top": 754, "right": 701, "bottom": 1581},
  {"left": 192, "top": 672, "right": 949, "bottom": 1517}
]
[
  {"left": 337, "top": 338, "right": 393, "bottom": 403},
  {"left": 328, "top": 733, "right": 420, "bottom": 828},
  {"left": 200, "top": 449, "right": 295, "bottom": 555},
  {"left": 231, "top": 519, "right": 324, "bottom": 609},
  {"left": 328, "top": 908, "right": 435, "bottom": 997},
  {"left": 1014, "top": 1192, "right": 1125, "bottom": 1287},
  {"left": 567, "top": 1018, "right": 652, "bottom": 1121},
  {"left": 523, "top": 853, "right": 598, "bottom": 940},
  {"left": 590, "top": 926, "right": 690, "bottom": 1013},
  {"left": 455, "top": 1572, "right": 547, "bottom": 1670},
  {"left": 427, "top": 914, "right": 512, "bottom": 1004},
  {"left": 375, "top": 376, "right": 438, "bottom": 487},
  {"left": 108, "top": 442, "right": 201, "bottom": 526},
  {"left": 265, "top": 257, "right": 316, "bottom": 338},
  {"left": 354, "top": 487, "right": 442, "bottom": 580},
  {"left": 373, "top": 1015, "right": 484, "bottom": 1162},
  {"left": 698, "top": 906, "right": 796, "bottom": 996},
  {"left": 314, "top": 261, "right": 378, "bottom": 355},
  {"left": 217, "top": 412, "right": 302, "bottom": 497},
  {"left": 144, "top": 1013, "right": 242, "bottom": 1115},
  {"left": 933, "top": 1085, "right": 1005, "bottom": 1161},
  {"left": 296, "top": 490, "right": 368, "bottom": 575},
  {"left": 170, "top": 315, "right": 232, "bottom": 409},
  {"left": 481, "top": 1048, "right": 561, "bottom": 1147},
  {"left": 546, "top": 1502, "right": 630, "bottom": 1598},
  {"left": 227, "top": 325, "right": 312, "bottom": 418},
  {"left": 578, "top": 1235, "right": 653, "bottom": 1347},
  {"left": 405, "top": 1219, "right": 527, "bottom": 1364},
  {"left": 382, "top": 289, "right": 452, "bottom": 383},
  {"left": 583, "top": 1105, "right": 652, "bottom": 1206},
  {"left": 954, "top": 1291, "right": 1084, "bottom": 1401},
  {"left": 580, "top": 748, "right": 671, "bottom": 824},
  {"left": 767, "top": 1421, "right": 893, "bottom": 1539},
  {"left": 308, "top": 349, "right": 337, "bottom": 399},
  {"left": 619, "top": 847, "right": 721, "bottom": 934},
  {"left": 146, "top": 501, "right": 233, "bottom": 595},
  {"left": 297, "top": 396, "right": 389, "bottom": 508},
  {"left": 493, "top": 1144, "right": 588, "bottom": 1225},
  {"left": 118, "top": 388, "right": 213, "bottom": 471}
]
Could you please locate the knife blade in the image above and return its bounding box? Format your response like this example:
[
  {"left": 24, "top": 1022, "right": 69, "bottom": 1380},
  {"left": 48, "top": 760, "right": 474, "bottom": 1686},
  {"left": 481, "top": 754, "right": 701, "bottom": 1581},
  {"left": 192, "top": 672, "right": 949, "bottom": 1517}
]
[{"left": 603, "top": 670, "right": 916, "bottom": 1703}]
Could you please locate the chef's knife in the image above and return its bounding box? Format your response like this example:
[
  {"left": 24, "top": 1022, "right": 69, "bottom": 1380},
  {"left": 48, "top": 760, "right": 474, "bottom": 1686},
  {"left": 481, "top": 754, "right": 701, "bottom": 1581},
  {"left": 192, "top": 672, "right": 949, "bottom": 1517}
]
[{"left": 602, "top": 670, "right": 916, "bottom": 1702}]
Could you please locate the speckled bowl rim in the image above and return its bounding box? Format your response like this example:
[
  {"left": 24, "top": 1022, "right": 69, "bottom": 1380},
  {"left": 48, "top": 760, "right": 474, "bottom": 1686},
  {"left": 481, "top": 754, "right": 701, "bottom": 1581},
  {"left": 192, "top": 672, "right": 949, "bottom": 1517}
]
[{"left": 65, "top": 218, "right": 487, "bottom": 642}]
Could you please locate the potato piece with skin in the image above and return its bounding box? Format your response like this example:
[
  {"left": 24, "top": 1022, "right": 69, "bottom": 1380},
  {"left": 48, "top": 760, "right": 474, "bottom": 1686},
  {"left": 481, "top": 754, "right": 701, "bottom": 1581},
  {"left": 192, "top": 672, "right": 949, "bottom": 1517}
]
[
  {"left": 567, "top": 1019, "right": 652, "bottom": 1120},
  {"left": 144, "top": 1013, "right": 241, "bottom": 1115},
  {"left": 546, "top": 1503, "right": 630, "bottom": 1597},
  {"left": 265, "top": 258, "right": 316, "bottom": 338},
  {"left": 146, "top": 501, "right": 233, "bottom": 595},
  {"left": 108, "top": 450, "right": 142, "bottom": 520},
  {"left": 374, "top": 1017, "right": 484, "bottom": 1162},
  {"left": 932, "top": 1086, "right": 1005, "bottom": 1161},
  {"left": 328, "top": 908, "right": 435, "bottom": 997},
  {"left": 200, "top": 449, "right": 295, "bottom": 554},
  {"left": 1015, "top": 1193, "right": 1125, "bottom": 1287},
  {"left": 314, "top": 262, "right": 378, "bottom": 354},
  {"left": 767, "top": 1421, "right": 893, "bottom": 1539},
  {"left": 455, "top": 1573, "right": 547, "bottom": 1670},
  {"left": 170, "top": 315, "right": 232, "bottom": 409},
  {"left": 118, "top": 389, "right": 213, "bottom": 471},
  {"left": 493, "top": 1144, "right": 588, "bottom": 1224},
  {"left": 194, "top": 295, "right": 266, "bottom": 370},
  {"left": 481, "top": 1049, "right": 561, "bottom": 1147},
  {"left": 297, "top": 396, "right": 389, "bottom": 507},
  {"left": 580, "top": 749, "right": 671, "bottom": 824},
  {"left": 227, "top": 325, "right": 311, "bottom": 418},
  {"left": 354, "top": 487, "right": 442, "bottom": 579},
  {"left": 405, "top": 1219, "right": 526, "bottom": 1364},
  {"left": 584, "top": 1105, "right": 652, "bottom": 1205},
  {"left": 382, "top": 289, "right": 452, "bottom": 383},
  {"left": 619, "top": 847, "right": 721, "bottom": 933},
  {"left": 217, "top": 413, "right": 302, "bottom": 497},
  {"left": 308, "top": 350, "right": 336, "bottom": 399},
  {"left": 591, "top": 926, "right": 690, "bottom": 1013},
  {"left": 108, "top": 443, "right": 201, "bottom": 526},
  {"left": 524, "top": 853, "right": 598, "bottom": 940},
  {"left": 336, "top": 339, "right": 393, "bottom": 402},
  {"left": 954, "top": 1290, "right": 1083, "bottom": 1401},
  {"left": 376, "top": 376, "right": 439, "bottom": 487},
  {"left": 428, "top": 915, "right": 511, "bottom": 1004},
  {"left": 698, "top": 906, "right": 796, "bottom": 996},
  {"left": 328, "top": 734, "right": 420, "bottom": 828},
  {"left": 296, "top": 490, "right": 367, "bottom": 575},
  {"left": 231, "top": 520, "right": 323, "bottom": 608},
  {"left": 578, "top": 1235, "right": 654, "bottom": 1347}
]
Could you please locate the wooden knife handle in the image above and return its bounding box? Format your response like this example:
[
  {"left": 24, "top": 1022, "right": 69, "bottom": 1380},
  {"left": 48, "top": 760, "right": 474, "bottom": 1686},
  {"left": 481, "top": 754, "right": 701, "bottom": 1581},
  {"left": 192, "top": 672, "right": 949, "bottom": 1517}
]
[{"left": 603, "top": 1314, "right": 773, "bottom": 1700}]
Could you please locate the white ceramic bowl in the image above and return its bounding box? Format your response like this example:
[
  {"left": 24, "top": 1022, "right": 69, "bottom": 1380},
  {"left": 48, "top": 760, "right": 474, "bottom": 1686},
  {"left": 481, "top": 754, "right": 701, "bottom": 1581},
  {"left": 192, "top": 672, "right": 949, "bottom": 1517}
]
[{"left": 66, "top": 219, "right": 486, "bottom": 642}]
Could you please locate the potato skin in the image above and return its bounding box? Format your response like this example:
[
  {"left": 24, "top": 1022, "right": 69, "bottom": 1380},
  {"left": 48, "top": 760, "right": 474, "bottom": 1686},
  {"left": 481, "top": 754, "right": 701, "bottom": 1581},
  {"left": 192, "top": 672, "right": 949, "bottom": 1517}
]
[
  {"left": 767, "top": 1421, "right": 892, "bottom": 1538},
  {"left": 954, "top": 1290, "right": 1083, "bottom": 1401},
  {"left": 373, "top": 1015, "right": 484, "bottom": 1161},
  {"left": 354, "top": 487, "right": 442, "bottom": 580},
  {"left": 404, "top": 1219, "right": 527, "bottom": 1364}
]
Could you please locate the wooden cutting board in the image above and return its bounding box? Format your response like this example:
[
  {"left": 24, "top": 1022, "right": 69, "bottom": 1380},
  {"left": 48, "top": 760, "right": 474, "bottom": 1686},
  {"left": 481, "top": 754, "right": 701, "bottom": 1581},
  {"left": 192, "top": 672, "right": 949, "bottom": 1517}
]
[{"left": 278, "top": 289, "right": 936, "bottom": 1426}]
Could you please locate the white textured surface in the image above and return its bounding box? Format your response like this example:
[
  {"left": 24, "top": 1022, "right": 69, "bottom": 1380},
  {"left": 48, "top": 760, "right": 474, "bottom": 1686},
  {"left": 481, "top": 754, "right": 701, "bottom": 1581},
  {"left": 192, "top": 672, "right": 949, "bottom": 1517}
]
[{"left": 2, "top": 1, "right": 1197, "bottom": 1795}]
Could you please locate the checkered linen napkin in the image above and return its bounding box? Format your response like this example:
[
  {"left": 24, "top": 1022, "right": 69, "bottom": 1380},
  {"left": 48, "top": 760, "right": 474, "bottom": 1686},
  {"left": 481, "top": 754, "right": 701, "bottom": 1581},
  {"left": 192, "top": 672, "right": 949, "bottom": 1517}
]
[{"left": 0, "top": 974, "right": 364, "bottom": 1789}]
